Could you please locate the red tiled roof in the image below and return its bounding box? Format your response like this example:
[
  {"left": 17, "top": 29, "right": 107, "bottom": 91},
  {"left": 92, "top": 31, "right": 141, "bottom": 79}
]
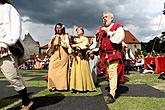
[
  {"left": 124, "top": 30, "right": 140, "bottom": 44},
  {"left": 40, "top": 44, "right": 48, "bottom": 49}
]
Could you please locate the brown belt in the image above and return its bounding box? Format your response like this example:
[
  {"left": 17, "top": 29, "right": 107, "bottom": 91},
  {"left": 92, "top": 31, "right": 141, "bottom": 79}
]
[{"left": 101, "top": 50, "right": 117, "bottom": 53}]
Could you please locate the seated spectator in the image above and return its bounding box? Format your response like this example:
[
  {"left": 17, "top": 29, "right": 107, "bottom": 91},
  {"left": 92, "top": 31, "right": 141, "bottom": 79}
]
[
  {"left": 145, "top": 53, "right": 153, "bottom": 58},
  {"left": 43, "top": 55, "right": 50, "bottom": 69},
  {"left": 143, "top": 60, "right": 156, "bottom": 74},
  {"left": 158, "top": 72, "right": 165, "bottom": 80},
  {"left": 147, "top": 60, "right": 156, "bottom": 70},
  {"left": 135, "top": 55, "right": 144, "bottom": 73}
]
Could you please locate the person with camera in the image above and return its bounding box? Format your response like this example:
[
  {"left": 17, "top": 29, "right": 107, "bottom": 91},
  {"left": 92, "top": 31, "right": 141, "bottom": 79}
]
[{"left": 0, "top": 0, "right": 32, "bottom": 109}]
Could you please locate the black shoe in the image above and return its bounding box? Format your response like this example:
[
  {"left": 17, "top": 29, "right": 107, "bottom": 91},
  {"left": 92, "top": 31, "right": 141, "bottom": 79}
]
[
  {"left": 97, "top": 73, "right": 104, "bottom": 77},
  {"left": 71, "top": 90, "right": 78, "bottom": 94},
  {"left": 106, "top": 94, "right": 115, "bottom": 104},
  {"left": 49, "top": 89, "right": 53, "bottom": 92},
  {"left": 49, "top": 87, "right": 56, "bottom": 92},
  {"left": 94, "top": 82, "right": 100, "bottom": 87}
]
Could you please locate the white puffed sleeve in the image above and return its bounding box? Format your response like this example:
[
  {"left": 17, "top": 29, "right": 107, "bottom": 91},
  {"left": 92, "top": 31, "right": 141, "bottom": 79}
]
[
  {"left": 0, "top": 4, "right": 21, "bottom": 46},
  {"left": 109, "top": 27, "right": 125, "bottom": 44}
]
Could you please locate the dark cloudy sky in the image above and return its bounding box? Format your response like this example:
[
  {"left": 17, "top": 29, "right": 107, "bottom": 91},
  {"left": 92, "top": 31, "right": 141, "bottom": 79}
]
[{"left": 12, "top": 0, "right": 165, "bottom": 45}]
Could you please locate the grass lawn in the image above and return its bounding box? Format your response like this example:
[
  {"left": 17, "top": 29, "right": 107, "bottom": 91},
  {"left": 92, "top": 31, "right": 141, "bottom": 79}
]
[
  {"left": 0, "top": 70, "right": 165, "bottom": 110},
  {"left": 109, "top": 71, "right": 165, "bottom": 110}
]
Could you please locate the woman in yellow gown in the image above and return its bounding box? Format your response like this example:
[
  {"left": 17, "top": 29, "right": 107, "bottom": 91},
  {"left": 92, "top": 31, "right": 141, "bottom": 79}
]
[
  {"left": 70, "top": 27, "right": 96, "bottom": 92},
  {"left": 47, "top": 23, "right": 70, "bottom": 91}
]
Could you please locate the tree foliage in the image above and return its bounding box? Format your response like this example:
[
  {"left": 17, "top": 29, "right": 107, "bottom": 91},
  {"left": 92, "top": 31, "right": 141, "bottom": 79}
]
[{"left": 141, "top": 37, "right": 165, "bottom": 54}]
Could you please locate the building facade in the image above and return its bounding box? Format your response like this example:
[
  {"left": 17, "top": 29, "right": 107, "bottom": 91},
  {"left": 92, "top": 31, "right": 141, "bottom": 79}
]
[{"left": 23, "top": 33, "right": 40, "bottom": 56}]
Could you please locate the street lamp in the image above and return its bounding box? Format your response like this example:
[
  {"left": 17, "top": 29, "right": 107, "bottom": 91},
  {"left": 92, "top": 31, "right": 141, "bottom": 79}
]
[
  {"left": 163, "top": 10, "right": 165, "bottom": 15},
  {"left": 163, "top": 2, "right": 165, "bottom": 15},
  {"left": 160, "top": 32, "right": 165, "bottom": 42},
  {"left": 162, "top": 31, "right": 165, "bottom": 35}
]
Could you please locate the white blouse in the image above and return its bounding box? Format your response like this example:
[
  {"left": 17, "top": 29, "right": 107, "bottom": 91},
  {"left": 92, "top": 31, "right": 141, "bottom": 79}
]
[
  {"left": 107, "top": 23, "right": 125, "bottom": 44},
  {"left": 0, "top": 3, "right": 21, "bottom": 48},
  {"left": 0, "top": 3, "right": 21, "bottom": 57}
]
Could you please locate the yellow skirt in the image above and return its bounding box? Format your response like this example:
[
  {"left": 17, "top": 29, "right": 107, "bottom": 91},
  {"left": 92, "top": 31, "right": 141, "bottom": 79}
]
[{"left": 70, "top": 56, "right": 96, "bottom": 91}]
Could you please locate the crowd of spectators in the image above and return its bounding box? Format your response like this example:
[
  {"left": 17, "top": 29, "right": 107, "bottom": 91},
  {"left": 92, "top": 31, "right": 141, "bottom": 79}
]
[{"left": 19, "top": 55, "right": 50, "bottom": 70}]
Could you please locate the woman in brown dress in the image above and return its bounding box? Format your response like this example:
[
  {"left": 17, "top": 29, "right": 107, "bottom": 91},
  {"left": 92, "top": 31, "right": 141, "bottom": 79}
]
[{"left": 47, "top": 23, "right": 70, "bottom": 91}]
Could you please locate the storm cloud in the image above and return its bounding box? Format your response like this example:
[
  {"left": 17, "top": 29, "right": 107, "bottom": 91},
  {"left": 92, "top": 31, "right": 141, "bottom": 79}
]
[{"left": 12, "top": 0, "right": 165, "bottom": 45}]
